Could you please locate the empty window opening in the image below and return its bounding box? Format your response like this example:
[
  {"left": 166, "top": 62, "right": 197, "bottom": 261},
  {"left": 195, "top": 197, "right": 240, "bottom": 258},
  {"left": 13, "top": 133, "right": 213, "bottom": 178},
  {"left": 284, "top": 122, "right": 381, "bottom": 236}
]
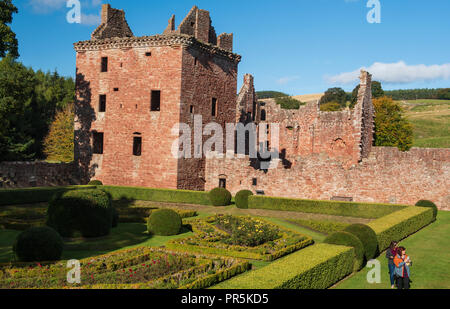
[
  {"left": 194, "top": 57, "right": 198, "bottom": 66},
  {"left": 145, "top": 52, "right": 152, "bottom": 57},
  {"left": 151, "top": 90, "right": 161, "bottom": 111},
  {"left": 191, "top": 22, "right": 195, "bottom": 27},
  {"left": 190, "top": 105, "right": 194, "bottom": 114},
  {"left": 101, "top": 57, "right": 108, "bottom": 72},
  {"left": 113, "top": 88, "right": 119, "bottom": 92},
  {"left": 93, "top": 132, "right": 104, "bottom": 154},
  {"left": 211, "top": 98, "right": 217, "bottom": 117},
  {"left": 99, "top": 95, "right": 106, "bottom": 112},
  {"left": 252, "top": 178, "right": 258, "bottom": 186},
  {"left": 260, "top": 109, "right": 267, "bottom": 121},
  {"left": 133, "top": 136, "right": 142, "bottom": 156},
  {"left": 219, "top": 179, "right": 226, "bottom": 189}
]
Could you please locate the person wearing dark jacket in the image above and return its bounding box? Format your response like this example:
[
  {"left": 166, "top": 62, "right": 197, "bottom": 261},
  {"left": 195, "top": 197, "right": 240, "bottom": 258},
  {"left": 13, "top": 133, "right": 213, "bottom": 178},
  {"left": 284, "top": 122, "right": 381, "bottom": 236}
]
[{"left": 386, "top": 241, "right": 398, "bottom": 288}]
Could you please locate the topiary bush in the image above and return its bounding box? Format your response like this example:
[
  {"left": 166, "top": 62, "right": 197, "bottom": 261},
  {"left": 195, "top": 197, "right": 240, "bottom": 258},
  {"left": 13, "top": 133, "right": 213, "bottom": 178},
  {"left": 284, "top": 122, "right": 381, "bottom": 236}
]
[
  {"left": 235, "top": 190, "right": 254, "bottom": 209},
  {"left": 88, "top": 180, "right": 103, "bottom": 186},
  {"left": 111, "top": 207, "right": 119, "bottom": 228},
  {"left": 324, "top": 231, "right": 364, "bottom": 271},
  {"left": 46, "top": 189, "right": 113, "bottom": 238},
  {"left": 147, "top": 209, "right": 182, "bottom": 236},
  {"left": 415, "top": 200, "right": 438, "bottom": 220},
  {"left": 209, "top": 188, "right": 232, "bottom": 206},
  {"left": 13, "top": 227, "right": 63, "bottom": 262},
  {"left": 343, "top": 224, "right": 378, "bottom": 260}
]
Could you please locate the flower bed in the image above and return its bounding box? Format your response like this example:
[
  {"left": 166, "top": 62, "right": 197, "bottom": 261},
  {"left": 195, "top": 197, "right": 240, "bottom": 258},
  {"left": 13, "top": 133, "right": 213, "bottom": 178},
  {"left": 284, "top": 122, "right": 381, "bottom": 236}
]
[
  {"left": 0, "top": 247, "right": 250, "bottom": 289},
  {"left": 167, "top": 215, "right": 314, "bottom": 261}
]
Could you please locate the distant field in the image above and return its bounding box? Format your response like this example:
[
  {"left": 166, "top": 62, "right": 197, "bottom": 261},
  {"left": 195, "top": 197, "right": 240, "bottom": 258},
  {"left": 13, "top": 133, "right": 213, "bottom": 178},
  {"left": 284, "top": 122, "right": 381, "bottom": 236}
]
[
  {"left": 292, "top": 93, "right": 324, "bottom": 103},
  {"left": 399, "top": 99, "right": 450, "bottom": 148}
]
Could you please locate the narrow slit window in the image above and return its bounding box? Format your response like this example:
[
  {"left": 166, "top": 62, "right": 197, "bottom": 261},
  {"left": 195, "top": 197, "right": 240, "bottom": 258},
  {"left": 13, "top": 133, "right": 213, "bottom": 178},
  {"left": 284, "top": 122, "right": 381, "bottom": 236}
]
[
  {"left": 99, "top": 95, "right": 106, "bottom": 112},
  {"left": 101, "top": 57, "right": 108, "bottom": 72},
  {"left": 93, "top": 132, "right": 104, "bottom": 154},
  {"left": 252, "top": 178, "right": 257, "bottom": 186},
  {"left": 260, "top": 109, "right": 267, "bottom": 121},
  {"left": 211, "top": 98, "right": 217, "bottom": 117},
  {"left": 151, "top": 90, "right": 161, "bottom": 112},
  {"left": 133, "top": 136, "right": 142, "bottom": 156}
]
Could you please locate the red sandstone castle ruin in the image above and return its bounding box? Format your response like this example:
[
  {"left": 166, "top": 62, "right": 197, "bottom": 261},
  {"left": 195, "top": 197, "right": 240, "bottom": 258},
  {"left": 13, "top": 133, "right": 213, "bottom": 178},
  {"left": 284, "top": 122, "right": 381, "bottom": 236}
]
[{"left": 72, "top": 5, "right": 449, "bottom": 210}]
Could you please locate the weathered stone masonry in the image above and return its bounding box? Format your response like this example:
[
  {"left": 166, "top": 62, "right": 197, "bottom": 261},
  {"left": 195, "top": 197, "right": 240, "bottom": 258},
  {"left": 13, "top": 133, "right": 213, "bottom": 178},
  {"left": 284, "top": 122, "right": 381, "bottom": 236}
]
[
  {"left": 74, "top": 5, "right": 240, "bottom": 190},
  {"left": 69, "top": 4, "right": 449, "bottom": 210},
  {"left": 205, "top": 71, "right": 450, "bottom": 210}
]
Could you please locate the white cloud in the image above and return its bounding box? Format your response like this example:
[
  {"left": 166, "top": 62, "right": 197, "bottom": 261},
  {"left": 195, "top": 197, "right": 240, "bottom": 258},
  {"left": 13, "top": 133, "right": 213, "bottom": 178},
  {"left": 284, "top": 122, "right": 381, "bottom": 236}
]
[
  {"left": 326, "top": 61, "right": 450, "bottom": 84},
  {"left": 81, "top": 11, "right": 101, "bottom": 25},
  {"left": 277, "top": 76, "right": 300, "bottom": 85},
  {"left": 28, "top": 0, "right": 66, "bottom": 13}
]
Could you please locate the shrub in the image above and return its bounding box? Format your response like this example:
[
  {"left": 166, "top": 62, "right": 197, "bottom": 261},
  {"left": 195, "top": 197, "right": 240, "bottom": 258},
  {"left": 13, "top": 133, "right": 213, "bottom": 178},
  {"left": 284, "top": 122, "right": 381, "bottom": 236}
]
[
  {"left": 0, "top": 186, "right": 96, "bottom": 206},
  {"left": 211, "top": 244, "right": 354, "bottom": 289},
  {"left": 46, "top": 189, "right": 113, "bottom": 238},
  {"left": 324, "top": 231, "right": 364, "bottom": 271},
  {"left": 343, "top": 224, "right": 378, "bottom": 260},
  {"left": 111, "top": 207, "right": 119, "bottom": 228},
  {"left": 290, "top": 219, "right": 349, "bottom": 234},
  {"left": 13, "top": 227, "right": 63, "bottom": 262},
  {"left": 368, "top": 206, "right": 434, "bottom": 251},
  {"left": 235, "top": 190, "right": 253, "bottom": 209},
  {"left": 209, "top": 188, "right": 232, "bottom": 206},
  {"left": 88, "top": 180, "right": 103, "bottom": 186},
  {"left": 248, "top": 195, "right": 407, "bottom": 219},
  {"left": 100, "top": 186, "right": 211, "bottom": 205},
  {"left": 147, "top": 209, "right": 182, "bottom": 236},
  {"left": 415, "top": 200, "right": 438, "bottom": 220}
]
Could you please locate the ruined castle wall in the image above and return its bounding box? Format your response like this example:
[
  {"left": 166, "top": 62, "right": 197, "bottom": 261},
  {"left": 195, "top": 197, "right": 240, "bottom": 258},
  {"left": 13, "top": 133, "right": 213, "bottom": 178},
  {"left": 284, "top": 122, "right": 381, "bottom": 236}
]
[
  {"left": 176, "top": 46, "right": 238, "bottom": 190},
  {"left": 205, "top": 147, "right": 450, "bottom": 210},
  {"left": 75, "top": 45, "right": 184, "bottom": 188},
  {"left": 0, "top": 162, "right": 79, "bottom": 188}
]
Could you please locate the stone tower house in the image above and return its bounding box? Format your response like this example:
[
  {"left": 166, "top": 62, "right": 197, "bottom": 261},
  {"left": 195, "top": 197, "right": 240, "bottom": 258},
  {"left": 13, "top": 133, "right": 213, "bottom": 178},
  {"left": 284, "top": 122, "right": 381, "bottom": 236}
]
[{"left": 73, "top": 5, "right": 241, "bottom": 190}]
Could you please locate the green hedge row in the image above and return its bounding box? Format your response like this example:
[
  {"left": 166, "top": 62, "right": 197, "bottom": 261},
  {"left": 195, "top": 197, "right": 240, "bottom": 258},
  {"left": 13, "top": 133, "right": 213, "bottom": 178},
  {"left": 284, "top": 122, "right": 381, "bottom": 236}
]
[
  {"left": 211, "top": 244, "right": 355, "bottom": 289},
  {"left": 289, "top": 219, "right": 350, "bottom": 234},
  {"left": 0, "top": 186, "right": 96, "bottom": 206},
  {"left": 101, "top": 186, "right": 211, "bottom": 205},
  {"left": 248, "top": 196, "right": 408, "bottom": 219},
  {"left": 368, "top": 206, "right": 434, "bottom": 251}
]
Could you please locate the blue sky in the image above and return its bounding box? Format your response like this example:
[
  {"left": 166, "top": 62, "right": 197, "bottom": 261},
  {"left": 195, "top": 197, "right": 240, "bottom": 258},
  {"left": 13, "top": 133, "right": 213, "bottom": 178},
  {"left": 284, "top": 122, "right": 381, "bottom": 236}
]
[{"left": 10, "top": 0, "right": 450, "bottom": 94}]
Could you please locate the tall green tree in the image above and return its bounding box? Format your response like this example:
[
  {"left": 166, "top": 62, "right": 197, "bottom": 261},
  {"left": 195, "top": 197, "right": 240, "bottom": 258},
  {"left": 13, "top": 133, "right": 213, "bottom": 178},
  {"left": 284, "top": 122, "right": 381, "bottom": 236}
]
[
  {"left": 373, "top": 96, "right": 413, "bottom": 151},
  {"left": 319, "top": 87, "right": 348, "bottom": 108},
  {"left": 0, "top": 56, "right": 37, "bottom": 160},
  {"left": 351, "top": 81, "right": 384, "bottom": 107},
  {"left": 0, "top": 0, "right": 19, "bottom": 58}
]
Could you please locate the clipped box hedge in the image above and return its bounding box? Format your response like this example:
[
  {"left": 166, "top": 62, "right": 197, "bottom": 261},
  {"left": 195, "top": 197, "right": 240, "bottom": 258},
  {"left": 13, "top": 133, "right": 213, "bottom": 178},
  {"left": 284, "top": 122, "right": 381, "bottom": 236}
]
[
  {"left": 368, "top": 206, "right": 434, "bottom": 251},
  {"left": 101, "top": 186, "right": 211, "bottom": 205},
  {"left": 248, "top": 195, "right": 408, "bottom": 219},
  {"left": 211, "top": 243, "right": 355, "bottom": 289},
  {"left": 0, "top": 186, "right": 96, "bottom": 206}
]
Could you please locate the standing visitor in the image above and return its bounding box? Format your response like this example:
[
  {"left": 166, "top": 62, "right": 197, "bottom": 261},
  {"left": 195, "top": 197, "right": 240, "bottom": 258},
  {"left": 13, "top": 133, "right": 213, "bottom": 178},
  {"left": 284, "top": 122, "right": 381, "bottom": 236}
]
[
  {"left": 386, "top": 241, "right": 398, "bottom": 288},
  {"left": 394, "top": 246, "right": 412, "bottom": 289}
]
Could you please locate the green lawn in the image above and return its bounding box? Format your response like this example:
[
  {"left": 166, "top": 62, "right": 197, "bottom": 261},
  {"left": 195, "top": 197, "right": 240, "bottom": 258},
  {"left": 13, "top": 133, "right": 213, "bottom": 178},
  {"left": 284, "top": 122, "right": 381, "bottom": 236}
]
[
  {"left": 334, "top": 210, "right": 450, "bottom": 289},
  {"left": 399, "top": 99, "right": 450, "bottom": 148},
  {"left": 0, "top": 223, "right": 193, "bottom": 263}
]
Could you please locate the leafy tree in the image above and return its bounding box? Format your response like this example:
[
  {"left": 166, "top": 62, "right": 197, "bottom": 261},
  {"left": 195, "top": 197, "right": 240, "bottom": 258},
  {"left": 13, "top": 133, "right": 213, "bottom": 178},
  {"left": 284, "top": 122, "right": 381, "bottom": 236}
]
[
  {"left": 0, "top": 56, "right": 75, "bottom": 161},
  {"left": 0, "top": 0, "right": 19, "bottom": 58},
  {"left": 275, "top": 96, "right": 305, "bottom": 109},
  {"left": 43, "top": 104, "right": 74, "bottom": 163},
  {"left": 320, "top": 102, "right": 342, "bottom": 112},
  {"left": 437, "top": 88, "right": 450, "bottom": 100},
  {"left": 373, "top": 96, "right": 413, "bottom": 151},
  {"left": 351, "top": 81, "right": 384, "bottom": 107},
  {"left": 0, "top": 56, "right": 37, "bottom": 161},
  {"left": 319, "top": 87, "right": 347, "bottom": 108}
]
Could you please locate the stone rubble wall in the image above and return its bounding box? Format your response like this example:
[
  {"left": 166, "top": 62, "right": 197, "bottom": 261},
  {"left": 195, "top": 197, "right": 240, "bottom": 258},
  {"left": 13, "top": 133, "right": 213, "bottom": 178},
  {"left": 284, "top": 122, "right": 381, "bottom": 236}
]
[
  {"left": 205, "top": 147, "right": 450, "bottom": 210},
  {"left": 0, "top": 162, "right": 80, "bottom": 188}
]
